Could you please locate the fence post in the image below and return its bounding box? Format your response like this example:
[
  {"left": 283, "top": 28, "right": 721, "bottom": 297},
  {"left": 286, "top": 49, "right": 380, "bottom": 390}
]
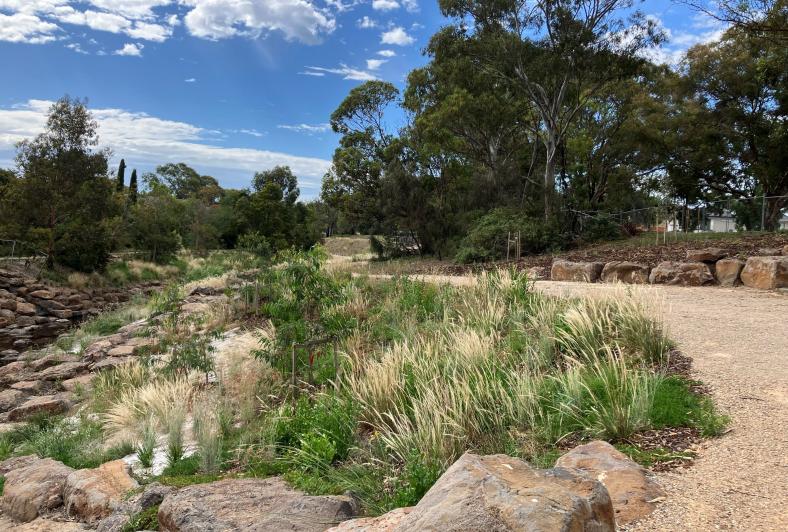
[
  {"left": 291, "top": 343, "right": 297, "bottom": 400},
  {"left": 761, "top": 194, "right": 766, "bottom": 231},
  {"left": 10, "top": 241, "right": 15, "bottom": 259},
  {"left": 333, "top": 339, "right": 339, "bottom": 392},
  {"left": 506, "top": 231, "right": 510, "bottom": 261}
]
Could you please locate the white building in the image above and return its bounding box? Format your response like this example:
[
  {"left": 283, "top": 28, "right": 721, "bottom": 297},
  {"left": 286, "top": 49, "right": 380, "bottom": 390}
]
[{"left": 708, "top": 210, "right": 737, "bottom": 232}]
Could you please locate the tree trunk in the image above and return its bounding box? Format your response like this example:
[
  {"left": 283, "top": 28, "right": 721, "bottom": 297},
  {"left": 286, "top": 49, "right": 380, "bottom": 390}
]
[{"left": 543, "top": 137, "right": 557, "bottom": 220}]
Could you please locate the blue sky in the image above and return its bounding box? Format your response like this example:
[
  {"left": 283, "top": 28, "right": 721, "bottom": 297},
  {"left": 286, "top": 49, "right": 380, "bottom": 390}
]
[{"left": 0, "top": 1, "right": 725, "bottom": 199}]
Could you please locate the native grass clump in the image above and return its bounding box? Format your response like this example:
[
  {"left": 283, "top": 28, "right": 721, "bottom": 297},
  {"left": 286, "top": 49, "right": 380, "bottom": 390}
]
[{"left": 1, "top": 249, "right": 724, "bottom": 515}]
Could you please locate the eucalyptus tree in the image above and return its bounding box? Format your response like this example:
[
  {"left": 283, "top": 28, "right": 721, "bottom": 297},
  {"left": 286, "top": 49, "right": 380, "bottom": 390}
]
[
  {"left": 439, "top": 0, "right": 662, "bottom": 218},
  {"left": 324, "top": 81, "right": 399, "bottom": 231}
]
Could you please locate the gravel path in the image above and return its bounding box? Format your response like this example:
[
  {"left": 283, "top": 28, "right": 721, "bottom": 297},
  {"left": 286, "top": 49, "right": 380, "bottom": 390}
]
[
  {"left": 537, "top": 282, "right": 788, "bottom": 532},
  {"left": 364, "top": 274, "right": 788, "bottom": 531}
]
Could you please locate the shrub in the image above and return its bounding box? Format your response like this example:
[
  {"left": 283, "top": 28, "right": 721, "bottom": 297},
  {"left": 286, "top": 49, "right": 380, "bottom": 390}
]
[
  {"left": 578, "top": 216, "right": 623, "bottom": 243},
  {"left": 455, "top": 208, "right": 562, "bottom": 263},
  {"left": 272, "top": 394, "right": 358, "bottom": 465}
]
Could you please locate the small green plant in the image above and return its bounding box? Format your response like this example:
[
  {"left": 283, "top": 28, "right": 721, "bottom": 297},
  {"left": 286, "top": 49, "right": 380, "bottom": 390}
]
[
  {"left": 165, "top": 408, "right": 186, "bottom": 467},
  {"left": 136, "top": 418, "right": 157, "bottom": 469},
  {"left": 122, "top": 505, "right": 159, "bottom": 532}
]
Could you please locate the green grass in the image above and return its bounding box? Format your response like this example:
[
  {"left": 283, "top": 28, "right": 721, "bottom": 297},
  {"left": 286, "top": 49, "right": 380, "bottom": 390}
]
[
  {"left": 0, "top": 415, "right": 133, "bottom": 469},
  {"left": 650, "top": 376, "right": 729, "bottom": 436},
  {"left": 615, "top": 443, "right": 695, "bottom": 468},
  {"left": 122, "top": 505, "right": 159, "bottom": 532}
]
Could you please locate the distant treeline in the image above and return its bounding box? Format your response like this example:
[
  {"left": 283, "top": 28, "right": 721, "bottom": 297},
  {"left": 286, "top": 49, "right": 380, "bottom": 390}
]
[{"left": 0, "top": 97, "right": 330, "bottom": 272}]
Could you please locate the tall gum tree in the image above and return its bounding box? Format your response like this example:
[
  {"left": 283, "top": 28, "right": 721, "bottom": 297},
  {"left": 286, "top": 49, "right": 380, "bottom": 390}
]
[{"left": 439, "top": 0, "right": 662, "bottom": 219}]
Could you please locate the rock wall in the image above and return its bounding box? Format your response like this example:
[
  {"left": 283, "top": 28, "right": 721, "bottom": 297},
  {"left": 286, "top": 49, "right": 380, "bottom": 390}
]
[{"left": 0, "top": 268, "right": 160, "bottom": 355}]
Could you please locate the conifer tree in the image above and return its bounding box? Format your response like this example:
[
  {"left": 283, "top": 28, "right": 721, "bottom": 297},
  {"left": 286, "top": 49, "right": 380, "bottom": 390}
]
[
  {"left": 116, "top": 158, "right": 126, "bottom": 191},
  {"left": 129, "top": 169, "right": 138, "bottom": 204}
]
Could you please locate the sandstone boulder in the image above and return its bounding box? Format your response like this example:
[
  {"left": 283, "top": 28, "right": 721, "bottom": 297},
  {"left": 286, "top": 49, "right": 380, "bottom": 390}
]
[
  {"left": 758, "top": 247, "right": 782, "bottom": 256},
  {"left": 715, "top": 258, "right": 745, "bottom": 287},
  {"left": 8, "top": 395, "right": 69, "bottom": 422},
  {"left": 64, "top": 460, "right": 139, "bottom": 523},
  {"left": 0, "top": 389, "right": 26, "bottom": 413},
  {"left": 600, "top": 262, "right": 650, "bottom": 284},
  {"left": 551, "top": 260, "right": 605, "bottom": 283},
  {"left": 157, "top": 477, "right": 356, "bottom": 532},
  {"left": 0, "top": 361, "right": 28, "bottom": 385},
  {"left": 28, "top": 291, "right": 53, "bottom": 300},
  {"left": 740, "top": 256, "right": 788, "bottom": 290},
  {"left": 0, "top": 458, "right": 74, "bottom": 522},
  {"left": 389, "top": 453, "right": 614, "bottom": 531},
  {"left": 555, "top": 440, "right": 664, "bottom": 525},
  {"left": 62, "top": 374, "right": 93, "bottom": 393},
  {"left": 16, "top": 302, "right": 38, "bottom": 316},
  {"left": 327, "top": 508, "right": 413, "bottom": 532},
  {"left": 783, "top": 244, "right": 788, "bottom": 255},
  {"left": 106, "top": 345, "right": 135, "bottom": 358},
  {"left": 0, "top": 455, "right": 40, "bottom": 476},
  {"left": 686, "top": 248, "right": 726, "bottom": 263},
  {"left": 34, "top": 362, "right": 88, "bottom": 382},
  {"left": 10, "top": 380, "right": 46, "bottom": 394},
  {"left": 0, "top": 515, "right": 88, "bottom": 531},
  {"left": 648, "top": 262, "right": 714, "bottom": 286}
]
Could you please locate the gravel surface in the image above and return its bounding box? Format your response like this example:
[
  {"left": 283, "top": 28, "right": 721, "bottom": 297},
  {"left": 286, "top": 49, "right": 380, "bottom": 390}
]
[
  {"left": 537, "top": 282, "right": 788, "bottom": 532},
  {"left": 365, "top": 273, "right": 788, "bottom": 531}
]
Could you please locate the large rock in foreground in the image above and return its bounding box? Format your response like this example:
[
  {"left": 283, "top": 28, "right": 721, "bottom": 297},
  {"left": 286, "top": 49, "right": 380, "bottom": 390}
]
[
  {"left": 551, "top": 260, "right": 605, "bottom": 283},
  {"left": 327, "top": 508, "right": 413, "bottom": 531},
  {"left": 600, "top": 262, "right": 650, "bottom": 284},
  {"left": 371, "top": 453, "right": 614, "bottom": 532},
  {"left": 740, "top": 256, "right": 788, "bottom": 290},
  {"left": 648, "top": 262, "right": 714, "bottom": 286},
  {"left": 555, "top": 440, "right": 664, "bottom": 525},
  {"left": 8, "top": 395, "right": 69, "bottom": 422},
  {"left": 157, "top": 477, "right": 356, "bottom": 532},
  {"left": 0, "top": 458, "right": 74, "bottom": 522},
  {"left": 715, "top": 258, "right": 745, "bottom": 287},
  {"left": 686, "top": 248, "right": 726, "bottom": 263},
  {"left": 64, "top": 460, "right": 139, "bottom": 523}
]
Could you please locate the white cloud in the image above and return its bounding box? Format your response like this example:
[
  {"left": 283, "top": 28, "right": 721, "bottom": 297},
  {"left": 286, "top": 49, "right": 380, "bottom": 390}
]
[
  {"left": 401, "top": 0, "right": 418, "bottom": 12},
  {"left": 357, "top": 16, "right": 377, "bottom": 29},
  {"left": 381, "top": 26, "right": 414, "bottom": 46},
  {"left": 235, "top": 128, "right": 265, "bottom": 137},
  {"left": 372, "top": 0, "right": 399, "bottom": 11},
  {"left": 635, "top": 15, "right": 726, "bottom": 66},
  {"left": 126, "top": 21, "right": 172, "bottom": 41},
  {"left": 181, "top": 0, "right": 336, "bottom": 44},
  {"left": 65, "top": 41, "right": 88, "bottom": 53},
  {"left": 0, "top": 13, "right": 60, "bottom": 43},
  {"left": 184, "top": 77, "right": 197, "bottom": 82},
  {"left": 377, "top": 49, "right": 395, "bottom": 57},
  {"left": 366, "top": 58, "right": 386, "bottom": 70},
  {"left": 0, "top": 100, "right": 331, "bottom": 193},
  {"left": 86, "top": 1, "right": 174, "bottom": 19},
  {"left": 278, "top": 123, "right": 331, "bottom": 134},
  {"left": 114, "top": 42, "right": 144, "bottom": 56},
  {"left": 302, "top": 64, "right": 378, "bottom": 81}
]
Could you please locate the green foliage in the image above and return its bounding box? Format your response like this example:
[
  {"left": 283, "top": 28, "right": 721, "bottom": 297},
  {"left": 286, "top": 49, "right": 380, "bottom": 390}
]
[
  {"left": 578, "top": 216, "right": 623, "bottom": 243},
  {"left": 122, "top": 505, "right": 159, "bottom": 532},
  {"left": 272, "top": 394, "right": 359, "bottom": 466},
  {"left": 237, "top": 231, "right": 272, "bottom": 258},
  {"left": 1, "top": 96, "right": 119, "bottom": 271},
  {"left": 456, "top": 209, "right": 562, "bottom": 263},
  {"left": 2, "top": 416, "right": 132, "bottom": 469},
  {"left": 650, "top": 377, "right": 729, "bottom": 436}
]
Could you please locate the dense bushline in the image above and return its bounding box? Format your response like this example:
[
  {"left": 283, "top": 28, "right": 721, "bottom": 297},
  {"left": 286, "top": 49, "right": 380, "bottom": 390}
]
[
  {"left": 321, "top": 1, "right": 787, "bottom": 260},
  {"left": 0, "top": 250, "right": 727, "bottom": 518}
]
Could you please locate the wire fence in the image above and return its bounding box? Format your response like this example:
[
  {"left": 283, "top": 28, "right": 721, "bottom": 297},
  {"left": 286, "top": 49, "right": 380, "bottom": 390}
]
[{"left": 572, "top": 194, "right": 788, "bottom": 241}]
